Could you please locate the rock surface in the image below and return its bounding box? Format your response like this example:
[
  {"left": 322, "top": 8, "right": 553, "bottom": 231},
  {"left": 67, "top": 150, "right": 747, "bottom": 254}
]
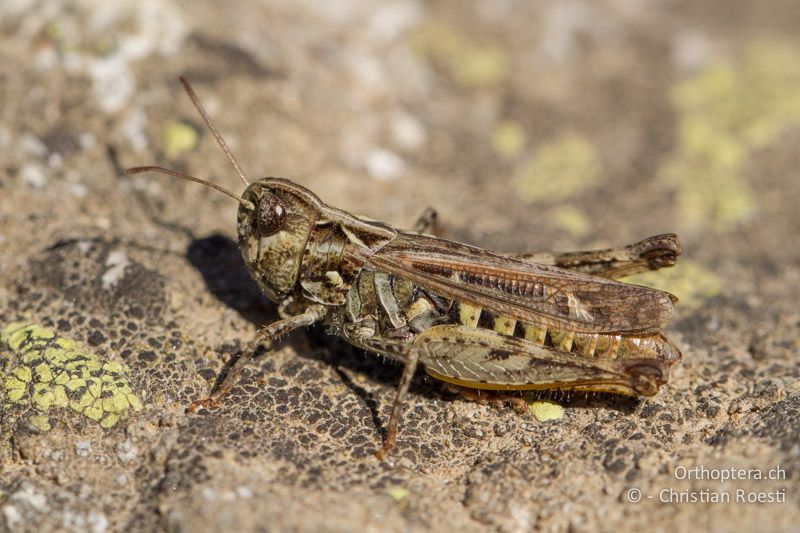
[{"left": 1, "top": 1, "right": 798, "bottom": 531}]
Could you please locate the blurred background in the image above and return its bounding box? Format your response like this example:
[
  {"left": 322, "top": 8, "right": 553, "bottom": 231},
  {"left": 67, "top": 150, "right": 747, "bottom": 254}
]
[
  {"left": 1, "top": 1, "right": 798, "bottom": 531},
  {"left": 3, "top": 0, "right": 800, "bottom": 304}
]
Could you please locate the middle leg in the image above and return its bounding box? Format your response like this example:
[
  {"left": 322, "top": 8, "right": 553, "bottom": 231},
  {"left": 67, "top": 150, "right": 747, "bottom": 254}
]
[
  {"left": 375, "top": 346, "right": 420, "bottom": 460},
  {"left": 445, "top": 384, "right": 529, "bottom": 415},
  {"left": 410, "top": 207, "right": 439, "bottom": 235}
]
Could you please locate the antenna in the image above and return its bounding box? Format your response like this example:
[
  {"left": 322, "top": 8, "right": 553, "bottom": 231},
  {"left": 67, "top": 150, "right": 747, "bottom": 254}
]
[
  {"left": 127, "top": 166, "right": 254, "bottom": 210},
  {"left": 178, "top": 76, "right": 250, "bottom": 187}
]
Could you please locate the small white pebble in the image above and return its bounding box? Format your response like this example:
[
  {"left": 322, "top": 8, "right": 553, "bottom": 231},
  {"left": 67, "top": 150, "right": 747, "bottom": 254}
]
[
  {"left": 75, "top": 440, "right": 91, "bottom": 457},
  {"left": 365, "top": 148, "right": 405, "bottom": 181},
  {"left": 68, "top": 182, "right": 89, "bottom": 198},
  {"left": 2, "top": 505, "right": 22, "bottom": 529},
  {"left": 88, "top": 511, "right": 109, "bottom": 533},
  {"left": 102, "top": 250, "right": 131, "bottom": 291},
  {"left": 390, "top": 111, "right": 427, "bottom": 151},
  {"left": 368, "top": 1, "right": 421, "bottom": 43},
  {"left": 18, "top": 133, "right": 48, "bottom": 158},
  {"left": 121, "top": 109, "right": 148, "bottom": 152},
  {"left": 11, "top": 484, "right": 48, "bottom": 511},
  {"left": 79, "top": 132, "right": 97, "bottom": 150},
  {"left": 236, "top": 486, "right": 253, "bottom": 499},
  {"left": 47, "top": 152, "right": 63, "bottom": 169},
  {"left": 89, "top": 57, "right": 135, "bottom": 113},
  {"left": 20, "top": 164, "right": 47, "bottom": 188},
  {"left": 116, "top": 439, "right": 138, "bottom": 462},
  {"left": 34, "top": 47, "right": 59, "bottom": 71}
]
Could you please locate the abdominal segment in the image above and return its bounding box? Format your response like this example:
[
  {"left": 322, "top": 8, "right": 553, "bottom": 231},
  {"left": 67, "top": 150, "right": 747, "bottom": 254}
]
[{"left": 452, "top": 301, "right": 681, "bottom": 366}]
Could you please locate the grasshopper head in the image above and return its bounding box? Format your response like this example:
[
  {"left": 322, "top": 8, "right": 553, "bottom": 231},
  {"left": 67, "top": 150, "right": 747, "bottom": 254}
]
[
  {"left": 238, "top": 178, "right": 322, "bottom": 302},
  {"left": 126, "top": 79, "right": 329, "bottom": 303}
]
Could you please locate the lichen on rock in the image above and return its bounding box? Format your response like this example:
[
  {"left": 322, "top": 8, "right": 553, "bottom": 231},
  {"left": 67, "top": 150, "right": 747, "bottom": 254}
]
[{"left": 1, "top": 322, "right": 143, "bottom": 430}]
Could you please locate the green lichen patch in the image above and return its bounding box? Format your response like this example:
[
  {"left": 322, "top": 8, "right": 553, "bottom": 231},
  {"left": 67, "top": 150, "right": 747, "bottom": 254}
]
[{"left": 1, "top": 322, "right": 143, "bottom": 430}]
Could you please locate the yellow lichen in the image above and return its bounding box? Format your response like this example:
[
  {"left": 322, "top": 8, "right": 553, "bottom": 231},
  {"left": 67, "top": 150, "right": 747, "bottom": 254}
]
[
  {"left": 33, "top": 362, "right": 53, "bottom": 382},
  {"left": 553, "top": 206, "right": 591, "bottom": 237},
  {"left": 52, "top": 385, "right": 68, "bottom": 407},
  {"left": 512, "top": 133, "right": 601, "bottom": 203},
  {"left": 12, "top": 366, "right": 32, "bottom": 383},
  {"left": 29, "top": 415, "right": 52, "bottom": 432},
  {"left": 32, "top": 382, "right": 56, "bottom": 411},
  {"left": 662, "top": 40, "right": 800, "bottom": 231},
  {"left": 126, "top": 394, "right": 143, "bottom": 411},
  {"left": 1, "top": 322, "right": 143, "bottom": 430},
  {"left": 387, "top": 487, "right": 409, "bottom": 502},
  {"left": 163, "top": 120, "right": 199, "bottom": 159},
  {"left": 83, "top": 404, "right": 104, "bottom": 421},
  {"left": 411, "top": 21, "right": 509, "bottom": 88},
  {"left": 100, "top": 414, "right": 120, "bottom": 429},
  {"left": 492, "top": 120, "right": 527, "bottom": 158},
  {"left": 528, "top": 400, "right": 564, "bottom": 422},
  {"left": 624, "top": 260, "right": 722, "bottom": 310},
  {"left": 5, "top": 378, "right": 27, "bottom": 402}
]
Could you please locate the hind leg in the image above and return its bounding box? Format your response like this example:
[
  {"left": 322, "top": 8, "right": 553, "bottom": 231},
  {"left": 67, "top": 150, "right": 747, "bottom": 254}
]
[{"left": 513, "top": 234, "right": 681, "bottom": 279}]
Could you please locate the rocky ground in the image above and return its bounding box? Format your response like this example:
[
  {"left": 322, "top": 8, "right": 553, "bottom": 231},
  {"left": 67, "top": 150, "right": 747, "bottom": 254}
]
[{"left": 1, "top": 1, "right": 799, "bottom": 531}]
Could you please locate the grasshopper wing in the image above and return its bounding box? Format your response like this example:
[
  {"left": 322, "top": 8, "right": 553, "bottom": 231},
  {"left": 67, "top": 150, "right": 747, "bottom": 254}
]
[
  {"left": 366, "top": 234, "right": 676, "bottom": 334},
  {"left": 416, "top": 325, "right": 667, "bottom": 396}
]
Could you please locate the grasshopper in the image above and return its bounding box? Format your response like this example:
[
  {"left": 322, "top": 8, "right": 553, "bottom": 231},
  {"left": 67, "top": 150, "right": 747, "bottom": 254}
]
[{"left": 128, "top": 78, "right": 682, "bottom": 458}]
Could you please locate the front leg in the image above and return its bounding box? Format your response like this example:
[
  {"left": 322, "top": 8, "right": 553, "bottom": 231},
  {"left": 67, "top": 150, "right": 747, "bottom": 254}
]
[{"left": 188, "top": 304, "right": 327, "bottom": 412}]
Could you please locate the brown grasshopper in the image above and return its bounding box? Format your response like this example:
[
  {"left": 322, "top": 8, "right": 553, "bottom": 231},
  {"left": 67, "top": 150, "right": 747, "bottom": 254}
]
[{"left": 128, "top": 78, "right": 682, "bottom": 458}]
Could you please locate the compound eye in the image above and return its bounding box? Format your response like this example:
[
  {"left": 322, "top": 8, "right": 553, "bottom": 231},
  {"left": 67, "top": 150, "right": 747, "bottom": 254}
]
[{"left": 256, "top": 193, "right": 287, "bottom": 236}]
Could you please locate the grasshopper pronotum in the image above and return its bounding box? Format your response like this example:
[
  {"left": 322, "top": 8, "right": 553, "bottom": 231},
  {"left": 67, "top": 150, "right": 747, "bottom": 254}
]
[{"left": 129, "top": 78, "right": 681, "bottom": 458}]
